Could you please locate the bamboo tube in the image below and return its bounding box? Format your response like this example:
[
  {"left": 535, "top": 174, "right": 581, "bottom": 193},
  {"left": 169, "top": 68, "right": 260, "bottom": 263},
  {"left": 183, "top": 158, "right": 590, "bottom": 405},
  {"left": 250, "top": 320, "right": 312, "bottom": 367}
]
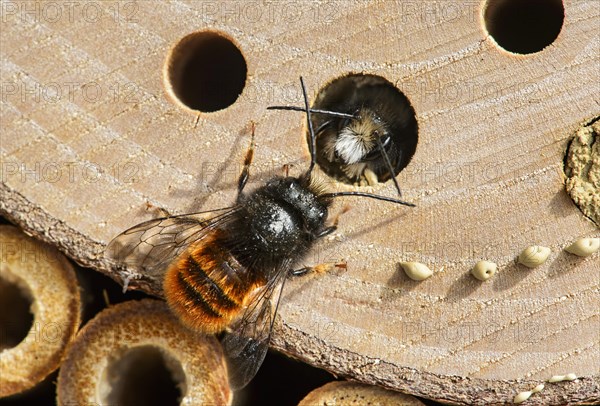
[
  {"left": 57, "top": 299, "right": 232, "bottom": 405},
  {"left": 0, "top": 225, "right": 80, "bottom": 397},
  {"left": 298, "top": 381, "right": 427, "bottom": 406}
]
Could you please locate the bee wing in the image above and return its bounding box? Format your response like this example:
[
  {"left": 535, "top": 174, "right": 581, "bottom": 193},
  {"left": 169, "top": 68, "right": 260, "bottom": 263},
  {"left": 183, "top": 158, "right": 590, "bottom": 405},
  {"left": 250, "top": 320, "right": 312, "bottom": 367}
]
[
  {"left": 221, "top": 268, "right": 290, "bottom": 390},
  {"left": 105, "top": 206, "right": 239, "bottom": 278}
]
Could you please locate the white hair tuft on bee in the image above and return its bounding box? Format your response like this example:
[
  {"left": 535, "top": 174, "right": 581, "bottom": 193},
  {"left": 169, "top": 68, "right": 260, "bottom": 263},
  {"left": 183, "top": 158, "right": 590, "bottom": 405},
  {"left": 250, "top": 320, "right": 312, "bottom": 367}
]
[{"left": 335, "top": 127, "right": 371, "bottom": 164}]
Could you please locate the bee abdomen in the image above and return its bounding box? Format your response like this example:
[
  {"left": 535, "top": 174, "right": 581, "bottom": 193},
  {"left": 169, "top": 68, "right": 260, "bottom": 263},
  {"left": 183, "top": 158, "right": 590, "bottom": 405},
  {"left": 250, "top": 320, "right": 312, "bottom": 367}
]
[{"left": 164, "top": 244, "right": 246, "bottom": 334}]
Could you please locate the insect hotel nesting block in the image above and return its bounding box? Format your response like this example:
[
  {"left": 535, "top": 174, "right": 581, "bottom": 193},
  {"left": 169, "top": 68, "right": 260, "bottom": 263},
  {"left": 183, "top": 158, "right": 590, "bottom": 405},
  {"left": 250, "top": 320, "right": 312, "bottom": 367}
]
[{"left": 1, "top": 1, "right": 598, "bottom": 404}]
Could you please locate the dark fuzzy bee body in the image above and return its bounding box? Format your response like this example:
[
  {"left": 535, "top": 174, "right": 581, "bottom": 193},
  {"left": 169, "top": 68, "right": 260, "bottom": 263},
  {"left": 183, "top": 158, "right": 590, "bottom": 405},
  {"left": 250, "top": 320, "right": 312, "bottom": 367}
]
[
  {"left": 163, "top": 176, "right": 330, "bottom": 334},
  {"left": 312, "top": 73, "right": 418, "bottom": 185}
]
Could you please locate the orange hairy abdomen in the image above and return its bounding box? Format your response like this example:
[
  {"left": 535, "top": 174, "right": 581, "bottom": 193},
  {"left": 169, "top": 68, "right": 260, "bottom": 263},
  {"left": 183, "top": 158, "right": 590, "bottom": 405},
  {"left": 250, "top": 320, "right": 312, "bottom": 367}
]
[{"left": 163, "top": 235, "right": 252, "bottom": 334}]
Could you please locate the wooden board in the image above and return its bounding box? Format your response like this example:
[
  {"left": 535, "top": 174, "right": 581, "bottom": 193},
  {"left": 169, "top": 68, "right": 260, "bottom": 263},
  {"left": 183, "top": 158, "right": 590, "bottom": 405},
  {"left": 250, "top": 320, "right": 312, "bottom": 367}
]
[{"left": 1, "top": 1, "right": 598, "bottom": 404}]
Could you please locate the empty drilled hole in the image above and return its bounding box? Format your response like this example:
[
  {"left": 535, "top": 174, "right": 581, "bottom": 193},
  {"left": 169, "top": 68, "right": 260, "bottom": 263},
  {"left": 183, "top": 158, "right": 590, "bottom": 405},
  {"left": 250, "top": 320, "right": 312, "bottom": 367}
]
[
  {"left": 484, "top": 0, "right": 564, "bottom": 54},
  {"left": 310, "top": 73, "right": 418, "bottom": 186},
  {"left": 102, "top": 346, "right": 185, "bottom": 406},
  {"left": 0, "top": 274, "right": 34, "bottom": 350},
  {"left": 164, "top": 31, "right": 247, "bottom": 113}
]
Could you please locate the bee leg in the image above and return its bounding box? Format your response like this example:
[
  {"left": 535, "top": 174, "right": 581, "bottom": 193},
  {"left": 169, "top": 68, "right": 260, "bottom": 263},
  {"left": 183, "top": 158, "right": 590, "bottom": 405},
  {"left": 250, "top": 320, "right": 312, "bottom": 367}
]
[
  {"left": 289, "top": 262, "right": 347, "bottom": 278},
  {"left": 236, "top": 121, "right": 256, "bottom": 200},
  {"left": 363, "top": 167, "right": 379, "bottom": 186},
  {"left": 145, "top": 201, "right": 171, "bottom": 218},
  {"left": 316, "top": 225, "right": 336, "bottom": 238},
  {"left": 315, "top": 204, "right": 351, "bottom": 238},
  {"left": 289, "top": 267, "right": 311, "bottom": 277}
]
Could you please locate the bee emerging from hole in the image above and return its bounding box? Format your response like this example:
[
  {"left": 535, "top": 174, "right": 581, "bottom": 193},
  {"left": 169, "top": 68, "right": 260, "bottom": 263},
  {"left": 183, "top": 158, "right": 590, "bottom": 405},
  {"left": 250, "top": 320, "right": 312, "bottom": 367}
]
[
  {"left": 323, "top": 106, "right": 399, "bottom": 188},
  {"left": 331, "top": 107, "right": 388, "bottom": 166},
  {"left": 106, "top": 77, "right": 415, "bottom": 390},
  {"left": 271, "top": 74, "right": 418, "bottom": 194}
]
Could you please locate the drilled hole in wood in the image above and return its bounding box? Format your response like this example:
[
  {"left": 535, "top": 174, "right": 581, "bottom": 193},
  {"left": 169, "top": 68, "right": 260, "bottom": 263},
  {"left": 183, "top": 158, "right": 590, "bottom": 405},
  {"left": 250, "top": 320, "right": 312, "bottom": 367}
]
[
  {"left": 484, "top": 0, "right": 564, "bottom": 54},
  {"left": 0, "top": 274, "right": 33, "bottom": 350},
  {"left": 310, "top": 73, "right": 418, "bottom": 187},
  {"left": 164, "top": 31, "right": 247, "bottom": 113},
  {"left": 102, "top": 345, "right": 185, "bottom": 406}
]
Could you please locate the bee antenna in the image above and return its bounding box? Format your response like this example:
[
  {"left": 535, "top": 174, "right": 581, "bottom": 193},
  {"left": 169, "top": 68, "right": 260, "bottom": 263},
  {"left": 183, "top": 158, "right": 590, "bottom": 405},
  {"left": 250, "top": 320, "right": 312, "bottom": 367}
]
[
  {"left": 299, "top": 76, "right": 318, "bottom": 176},
  {"left": 376, "top": 136, "right": 403, "bottom": 197},
  {"left": 321, "top": 191, "right": 415, "bottom": 207},
  {"left": 266, "top": 105, "right": 356, "bottom": 120},
  {"left": 267, "top": 78, "right": 358, "bottom": 180}
]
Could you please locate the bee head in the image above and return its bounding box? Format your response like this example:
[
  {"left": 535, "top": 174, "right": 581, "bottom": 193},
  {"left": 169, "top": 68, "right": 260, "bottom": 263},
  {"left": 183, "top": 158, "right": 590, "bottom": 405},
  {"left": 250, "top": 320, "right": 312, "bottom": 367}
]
[
  {"left": 334, "top": 108, "right": 389, "bottom": 165},
  {"left": 265, "top": 177, "right": 330, "bottom": 234}
]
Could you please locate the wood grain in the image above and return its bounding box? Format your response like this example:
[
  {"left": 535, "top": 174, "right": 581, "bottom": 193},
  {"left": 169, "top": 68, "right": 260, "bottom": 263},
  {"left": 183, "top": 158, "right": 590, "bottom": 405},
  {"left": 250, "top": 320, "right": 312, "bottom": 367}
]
[{"left": 1, "top": 1, "right": 599, "bottom": 404}]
